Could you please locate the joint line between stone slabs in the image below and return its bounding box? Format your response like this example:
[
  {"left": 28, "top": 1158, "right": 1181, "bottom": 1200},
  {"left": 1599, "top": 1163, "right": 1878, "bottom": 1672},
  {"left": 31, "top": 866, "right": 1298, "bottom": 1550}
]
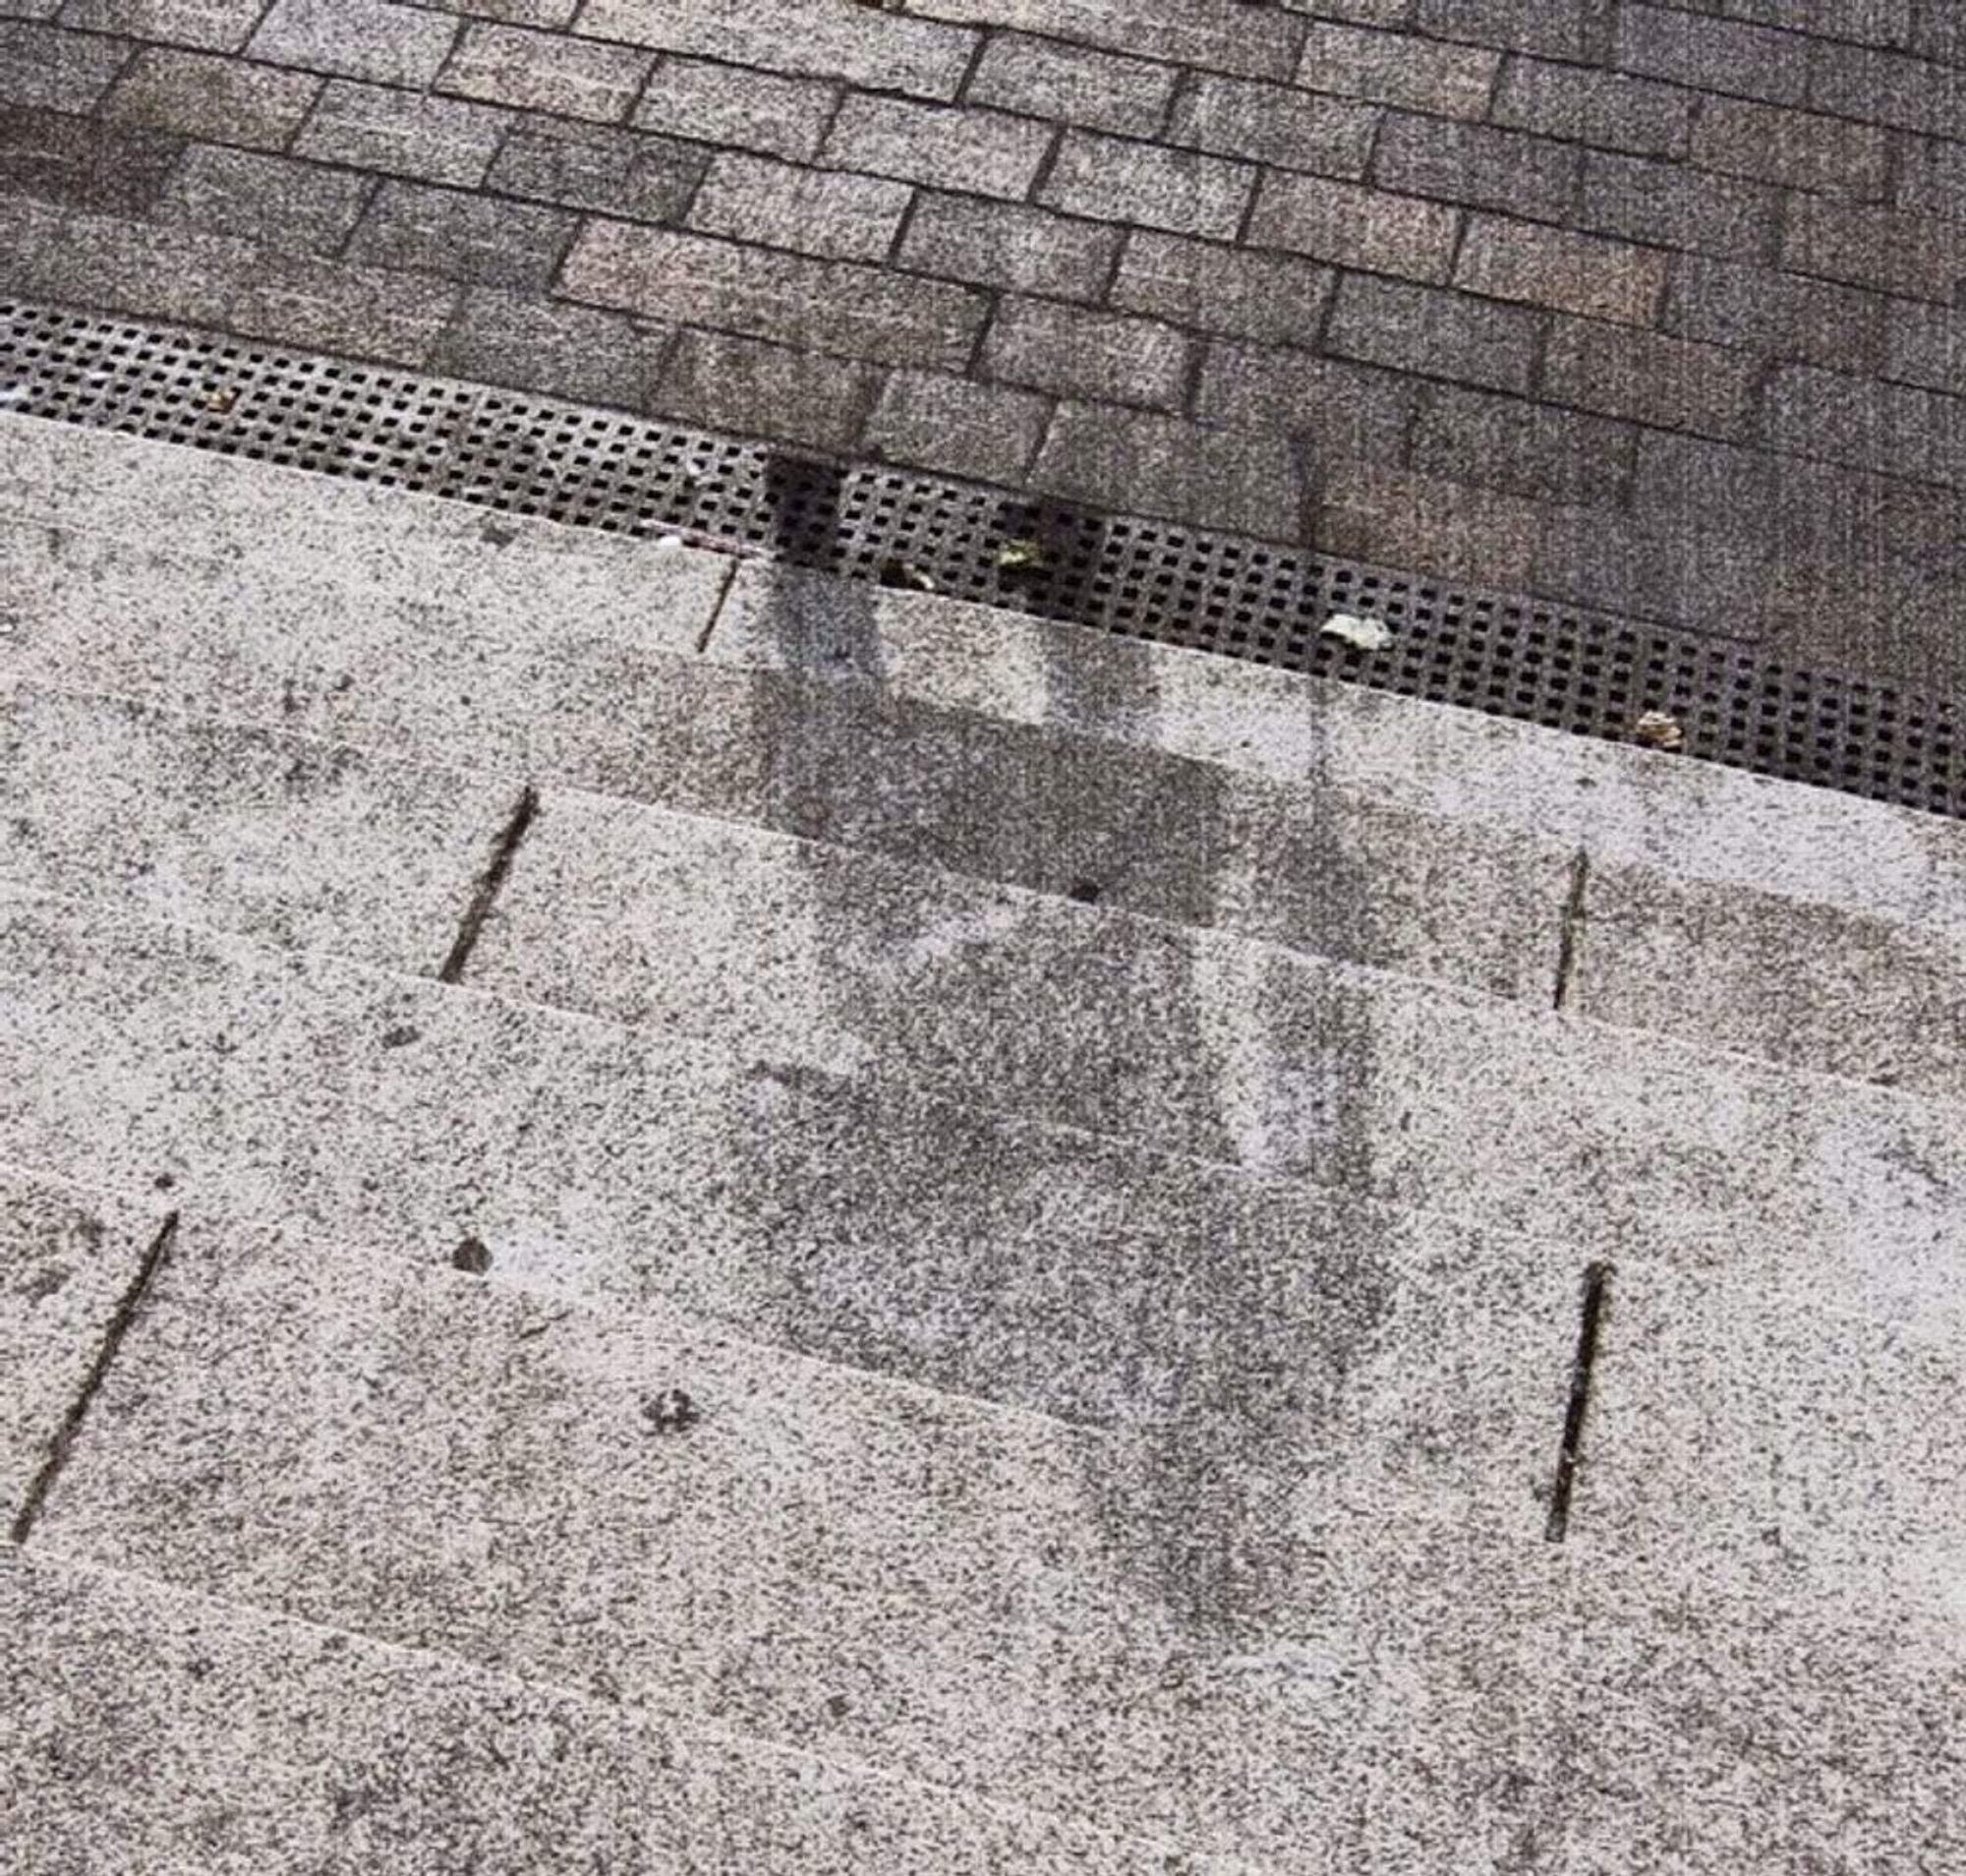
[
  {"left": 10, "top": 1210, "right": 179, "bottom": 1546},
  {"left": 1551, "top": 848, "right": 1591, "bottom": 1012},
  {"left": 1544, "top": 1259, "right": 1612, "bottom": 1546},
  {"left": 438, "top": 785, "right": 540, "bottom": 984}
]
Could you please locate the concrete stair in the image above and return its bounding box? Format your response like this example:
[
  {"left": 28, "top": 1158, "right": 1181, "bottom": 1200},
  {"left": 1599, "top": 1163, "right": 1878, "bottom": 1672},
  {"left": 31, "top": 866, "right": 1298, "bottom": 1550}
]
[{"left": 3, "top": 414, "right": 1964, "bottom": 1867}]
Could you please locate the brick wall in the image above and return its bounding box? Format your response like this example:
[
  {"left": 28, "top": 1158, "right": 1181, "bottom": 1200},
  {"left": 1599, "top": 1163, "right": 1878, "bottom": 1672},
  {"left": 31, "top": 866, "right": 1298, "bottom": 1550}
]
[{"left": 3, "top": 0, "right": 1964, "bottom": 688}]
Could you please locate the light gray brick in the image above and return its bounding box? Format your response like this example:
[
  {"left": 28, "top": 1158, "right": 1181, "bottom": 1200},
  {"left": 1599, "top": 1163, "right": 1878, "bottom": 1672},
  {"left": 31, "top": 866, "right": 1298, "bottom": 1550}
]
[
  {"left": 906, "top": 0, "right": 1300, "bottom": 82},
  {"left": 980, "top": 296, "right": 1190, "bottom": 410},
  {"left": 1577, "top": 148, "right": 1782, "bottom": 261},
  {"left": 966, "top": 31, "right": 1175, "bottom": 137},
  {"left": 0, "top": 19, "right": 127, "bottom": 109},
  {"left": 575, "top": 0, "right": 975, "bottom": 99},
  {"left": 1690, "top": 97, "right": 1889, "bottom": 201},
  {"left": 1542, "top": 318, "right": 1761, "bottom": 440},
  {"left": 249, "top": 0, "right": 458, "bottom": 87},
  {"left": 688, "top": 152, "right": 911, "bottom": 264},
  {"left": 898, "top": 192, "right": 1120, "bottom": 300},
  {"left": 1167, "top": 72, "right": 1377, "bottom": 178},
  {"left": 1246, "top": 173, "right": 1460, "bottom": 282},
  {"left": 1712, "top": 0, "right": 1912, "bottom": 40},
  {"left": 1782, "top": 193, "right": 1966, "bottom": 302},
  {"left": 292, "top": 80, "right": 509, "bottom": 188},
  {"left": 1030, "top": 399, "right": 1302, "bottom": 538},
  {"left": 1325, "top": 272, "right": 1541, "bottom": 394},
  {"left": 1455, "top": 213, "right": 1666, "bottom": 324},
  {"left": 1038, "top": 130, "right": 1252, "bottom": 239},
  {"left": 439, "top": 21, "right": 652, "bottom": 121},
  {"left": 1110, "top": 230, "right": 1333, "bottom": 344},
  {"left": 1412, "top": 0, "right": 1612, "bottom": 61},
  {"left": 633, "top": 55, "right": 835, "bottom": 162},
  {"left": 1411, "top": 383, "right": 1635, "bottom": 506},
  {"left": 429, "top": 285, "right": 666, "bottom": 407},
  {"left": 1663, "top": 253, "right": 1884, "bottom": 375},
  {"left": 421, "top": 0, "right": 577, "bottom": 21},
  {"left": 559, "top": 222, "right": 988, "bottom": 371},
  {"left": 226, "top": 251, "right": 460, "bottom": 364},
  {"left": 488, "top": 116, "right": 702, "bottom": 221},
  {"left": 1195, "top": 339, "right": 1418, "bottom": 457},
  {"left": 1883, "top": 300, "right": 1966, "bottom": 395},
  {"left": 822, "top": 93, "right": 1052, "bottom": 201},
  {"left": 154, "top": 143, "right": 368, "bottom": 252},
  {"left": 1614, "top": 2, "right": 1809, "bottom": 105},
  {"left": 56, "top": 0, "right": 260, "bottom": 47},
  {"left": 344, "top": 177, "right": 580, "bottom": 289},
  {"left": 100, "top": 45, "right": 320, "bottom": 148},
  {"left": 654, "top": 325, "right": 878, "bottom": 453},
  {"left": 1297, "top": 21, "right": 1498, "bottom": 119},
  {"left": 1371, "top": 110, "right": 1578, "bottom": 219},
  {"left": 864, "top": 368, "right": 1049, "bottom": 485},
  {"left": 1490, "top": 56, "right": 1694, "bottom": 157}
]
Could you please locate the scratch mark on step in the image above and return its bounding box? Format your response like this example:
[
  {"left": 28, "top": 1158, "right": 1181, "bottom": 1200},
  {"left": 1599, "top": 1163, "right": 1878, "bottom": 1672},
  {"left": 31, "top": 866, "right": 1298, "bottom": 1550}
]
[
  {"left": 1544, "top": 1260, "right": 1612, "bottom": 1545},
  {"left": 11, "top": 1211, "right": 179, "bottom": 1545},
  {"left": 437, "top": 785, "right": 539, "bottom": 984},
  {"left": 1551, "top": 848, "right": 1590, "bottom": 1011}
]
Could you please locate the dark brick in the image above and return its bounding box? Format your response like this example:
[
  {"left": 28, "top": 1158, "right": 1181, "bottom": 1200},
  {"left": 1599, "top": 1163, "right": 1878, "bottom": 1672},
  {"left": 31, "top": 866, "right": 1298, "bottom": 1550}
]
[
  {"left": 1709, "top": 0, "right": 1912, "bottom": 43},
  {"left": 1807, "top": 38, "right": 1965, "bottom": 137},
  {"left": 1029, "top": 400, "right": 1302, "bottom": 539},
  {"left": 1109, "top": 231, "right": 1333, "bottom": 345},
  {"left": 0, "top": 19, "right": 126, "bottom": 109},
  {"left": 633, "top": 57, "right": 835, "bottom": 162},
  {"left": 980, "top": 296, "right": 1190, "bottom": 411},
  {"left": 1542, "top": 318, "right": 1761, "bottom": 440},
  {"left": 1576, "top": 149, "right": 1782, "bottom": 262},
  {"left": 1689, "top": 97, "right": 1889, "bottom": 201},
  {"left": 864, "top": 368, "right": 1050, "bottom": 485},
  {"left": 57, "top": 0, "right": 262, "bottom": 50},
  {"left": 1298, "top": 21, "right": 1498, "bottom": 118},
  {"left": 1246, "top": 173, "right": 1460, "bottom": 282},
  {"left": 293, "top": 81, "right": 510, "bottom": 188},
  {"left": 908, "top": 0, "right": 1299, "bottom": 84},
  {"left": 559, "top": 222, "right": 988, "bottom": 371},
  {"left": 654, "top": 325, "right": 878, "bottom": 453},
  {"left": 1412, "top": 0, "right": 1612, "bottom": 60},
  {"left": 688, "top": 152, "right": 910, "bottom": 264},
  {"left": 344, "top": 178, "right": 579, "bottom": 289},
  {"left": 155, "top": 144, "right": 368, "bottom": 252},
  {"left": 1411, "top": 383, "right": 1635, "bottom": 505},
  {"left": 1883, "top": 300, "right": 1966, "bottom": 394},
  {"left": 1894, "top": 133, "right": 1966, "bottom": 221},
  {"left": 823, "top": 93, "right": 1052, "bottom": 200},
  {"left": 1039, "top": 131, "right": 1252, "bottom": 239},
  {"left": 1767, "top": 363, "right": 1966, "bottom": 485},
  {"left": 1314, "top": 458, "right": 1538, "bottom": 587},
  {"left": 898, "top": 193, "right": 1120, "bottom": 302},
  {"left": 227, "top": 250, "right": 461, "bottom": 364},
  {"left": 423, "top": 0, "right": 578, "bottom": 21},
  {"left": 487, "top": 116, "right": 702, "bottom": 222},
  {"left": 1663, "top": 252, "right": 1884, "bottom": 375},
  {"left": 1782, "top": 193, "right": 1966, "bottom": 302},
  {"left": 966, "top": 32, "right": 1175, "bottom": 138},
  {"left": 1195, "top": 339, "right": 1418, "bottom": 457},
  {"left": 2, "top": 195, "right": 253, "bottom": 324},
  {"left": 429, "top": 285, "right": 666, "bottom": 407},
  {"left": 1613, "top": 3, "right": 1809, "bottom": 105},
  {"left": 1167, "top": 72, "right": 1377, "bottom": 178},
  {"left": 1532, "top": 503, "right": 1774, "bottom": 633},
  {"left": 101, "top": 46, "right": 319, "bottom": 148},
  {"left": 249, "top": 0, "right": 459, "bottom": 87},
  {"left": 1324, "top": 272, "right": 1541, "bottom": 394},
  {"left": 1371, "top": 111, "right": 1578, "bottom": 220},
  {"left": 1455, "top": 213, "right": 1666, "bottom": 324},
  {"left": 439, "top": 21, "right": 653, "bottom": 121},
  {"left": 0, "top": 103, "right": 178, "bottom": 211},
  {"left": 1490, "top": 56, "right": 1694, "bottom": 157}
]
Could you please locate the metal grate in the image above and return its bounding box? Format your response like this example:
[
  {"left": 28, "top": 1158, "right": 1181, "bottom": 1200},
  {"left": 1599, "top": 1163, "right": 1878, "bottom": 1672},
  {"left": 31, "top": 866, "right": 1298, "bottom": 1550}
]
[{"left": 2, "top": 295, "right": 1957, "bottom": 820}]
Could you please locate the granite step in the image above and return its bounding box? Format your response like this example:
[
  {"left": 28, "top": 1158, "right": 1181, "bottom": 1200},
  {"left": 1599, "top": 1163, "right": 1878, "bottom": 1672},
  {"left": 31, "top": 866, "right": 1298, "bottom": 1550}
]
[
  {"left": 20, "top": 1205, "right": 1959, "bottom": 1868},
  {"left": 0, "top": 1545, "right": 1245, "bottom": 1876}
]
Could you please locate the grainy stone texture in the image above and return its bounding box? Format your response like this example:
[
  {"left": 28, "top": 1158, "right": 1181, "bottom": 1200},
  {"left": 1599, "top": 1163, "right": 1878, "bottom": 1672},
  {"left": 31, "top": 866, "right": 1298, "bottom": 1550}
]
[{"left": 0, "top": 0, "right": 1960, "bottom": 682}]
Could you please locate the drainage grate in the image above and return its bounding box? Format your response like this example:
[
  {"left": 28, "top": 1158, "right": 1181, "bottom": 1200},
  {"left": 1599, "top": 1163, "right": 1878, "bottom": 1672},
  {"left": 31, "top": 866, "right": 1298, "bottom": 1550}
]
[{"left": 2, "top": 295, "right": 1958, "bottom": 820}]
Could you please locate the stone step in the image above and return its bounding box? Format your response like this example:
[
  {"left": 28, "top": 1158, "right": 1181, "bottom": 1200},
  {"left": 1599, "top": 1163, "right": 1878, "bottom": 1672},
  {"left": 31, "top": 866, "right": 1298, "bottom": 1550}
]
[
  {"left": 26, "top": 1210, "right": 1960, "bottom": 1867},
  {"left": 0, "top": 1546, "right": 1240, "bottom": 1876},
  {"left": 1, "top": 887, "right": 1959, "bottom": 1552}
]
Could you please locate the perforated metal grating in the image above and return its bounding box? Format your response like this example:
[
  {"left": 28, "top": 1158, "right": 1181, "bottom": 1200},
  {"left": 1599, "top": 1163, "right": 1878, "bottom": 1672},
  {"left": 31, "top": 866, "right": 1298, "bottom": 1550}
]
[{"left": 2, "top": 296, "right": 1958, "bottom": 819}]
